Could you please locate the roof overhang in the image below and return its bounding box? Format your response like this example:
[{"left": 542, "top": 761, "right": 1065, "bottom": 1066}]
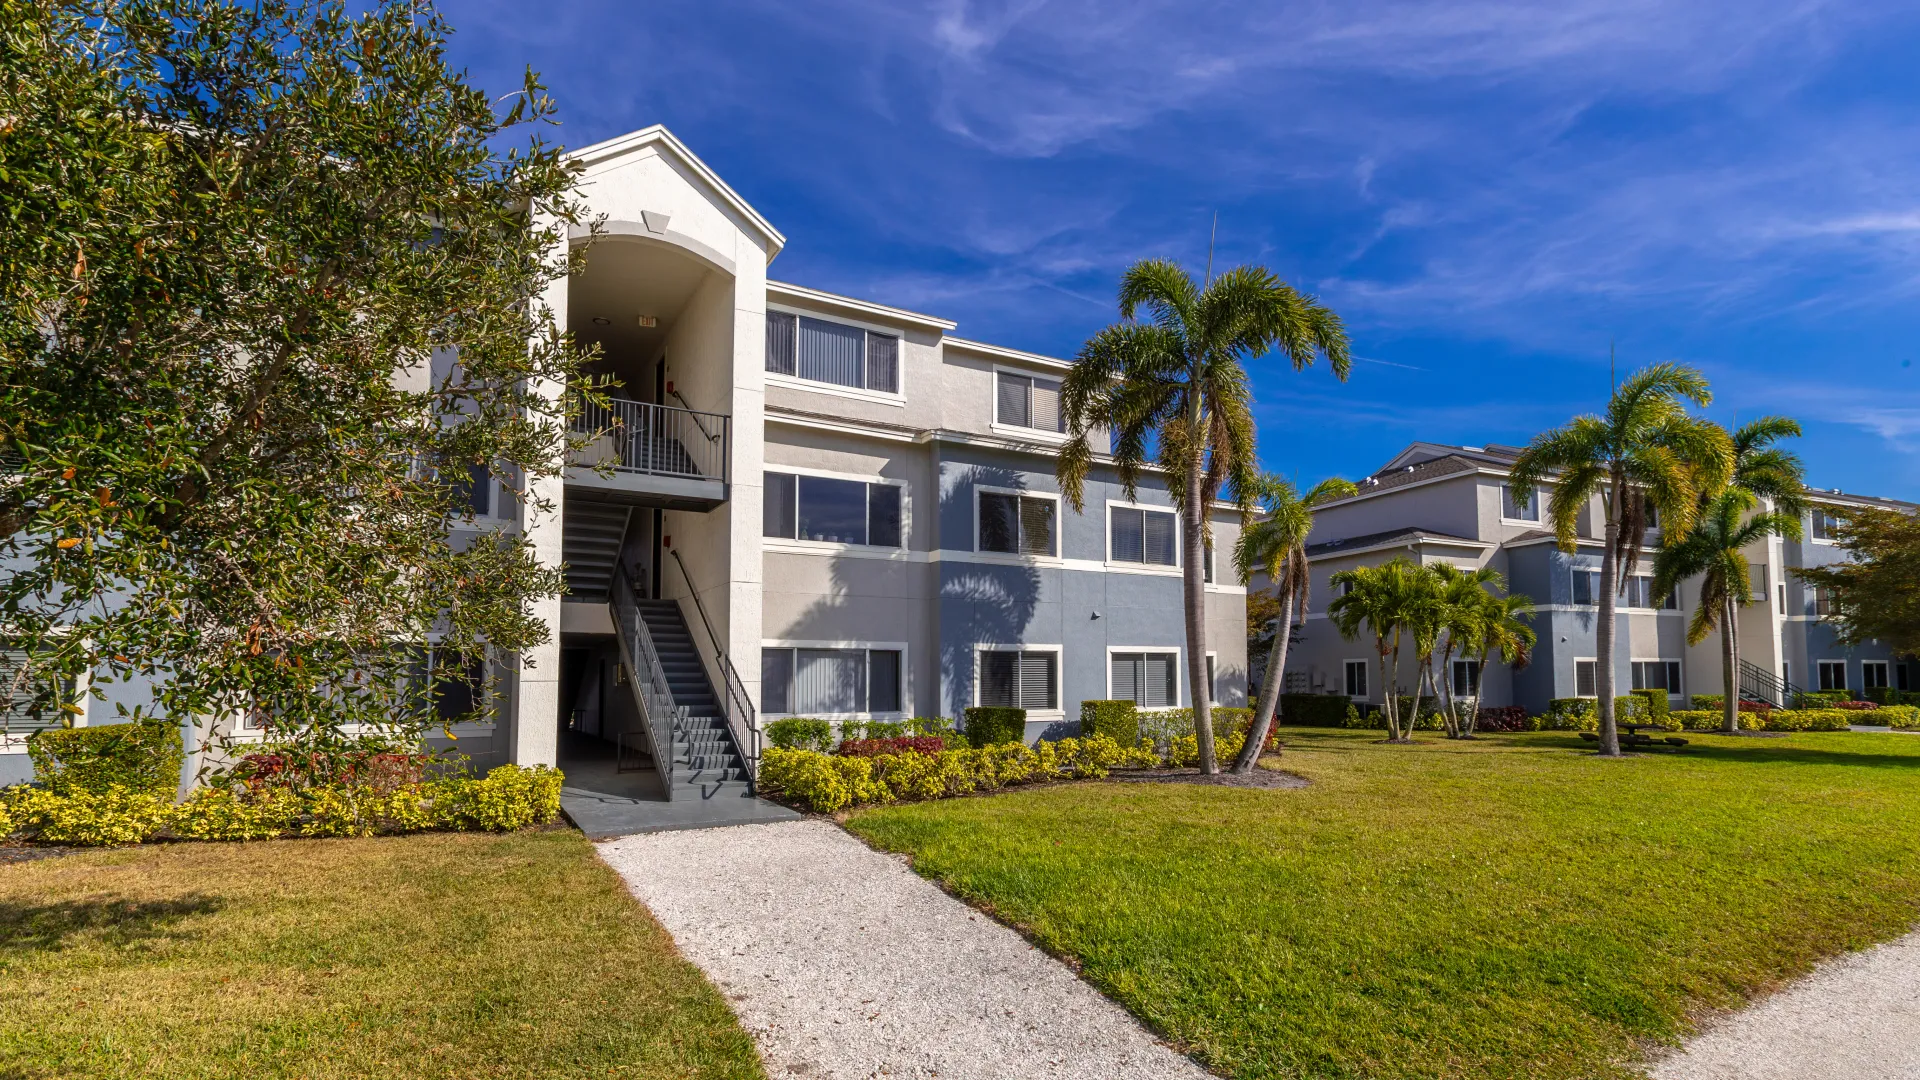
[
  {"left": 767, "top": 281, "right": 956, "bottom": 331},
  {"left": 944, "top": 337, "right": 1072, "bottom": 371},
  {"left": 564, "top": 125, "right": 786, "bottom": 261},
  {"left": 1306, "top": 533, "right": 1493, "bottom": 562}
]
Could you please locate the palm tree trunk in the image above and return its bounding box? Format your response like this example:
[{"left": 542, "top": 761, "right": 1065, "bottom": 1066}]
[
  {"left": 1728, "top": 588, "right": 1743, "bottom": 730},
  {"left": 1234, "top": 582, "right": 1290, "bottom": 773},
  {"left": 1378, "top": 636, "right": 1398, "bottom": 740},
  {"left": 1437, "top": 647, "right": 1457, "bottom": 737},
  {"left": 1409, "top": 656, "right": 1430, "bottom": 739},
  {"left": 1469, "top": 648, "right": 1493, "bottom": 736},
  {"left": 1597, "top": 487, "right": 1621, "bottom": 756},
  {"left": 1183, "top": 463, "right": 1216, "bottom": 774}
]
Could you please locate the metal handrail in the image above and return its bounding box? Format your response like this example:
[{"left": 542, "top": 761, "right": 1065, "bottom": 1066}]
[
  {"left": 667, "top": 547, "right": 760, "bottom": 786},
  {"left": 668, "top": 388, "right": 720, "bottom": 444},
  {"left": 611, "top": 560, "right": 686, "bottom": 794},
  {"left": 569, "top": 396, "right": 731, "bottom": 484},
  {"left": 1738, "top": 658, "right": 1802, "bottom": 709}
]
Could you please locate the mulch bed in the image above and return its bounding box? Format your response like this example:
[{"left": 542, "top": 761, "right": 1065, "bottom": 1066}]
[
  {"left": 1109, "top": 767, "right": 1309, "bottom": 789},
  {"left": 0, "top": 844, "right": 80, "bottom": 865}
]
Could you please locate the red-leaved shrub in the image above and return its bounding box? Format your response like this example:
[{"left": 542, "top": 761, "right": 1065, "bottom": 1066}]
[
  {"left": 835, "top": 736, "right": 951, "bottom": 758},
  {"left": 1834, "top": 699, "right": 1879, "bottom": 711},
  {"left": 1473, "top": 706, "right": 1532, "bottom": 732}
]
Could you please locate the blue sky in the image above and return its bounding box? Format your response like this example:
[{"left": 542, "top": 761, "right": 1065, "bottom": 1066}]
[{"left": 445, "top": 0, "right": 1920, "bottom": 499}]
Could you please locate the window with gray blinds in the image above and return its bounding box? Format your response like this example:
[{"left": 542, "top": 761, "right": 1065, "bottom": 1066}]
[
  {"left": 1, "top": 650, "right": 69, "bottom": 733},
  {"left": 978, "top": 492, "right": 1055, "bottom": 556},
  {"left": 1110, "top": 506, "right": 1176, "bottom": 566},
  {"left": 761, "top": 647, "right": 904, "bottom": 714},
  {"left": 995, "top": 372, "right": 1063, "bottom": 433},
  {"left": 764, "top": 311, "right": 901, "bottom": 394},
  {"left": 1111, "top": 652, "right": 1177, "bottom": 708},
  {"left": 979, "top": 650, "right": 1057, "bottom": 710}
]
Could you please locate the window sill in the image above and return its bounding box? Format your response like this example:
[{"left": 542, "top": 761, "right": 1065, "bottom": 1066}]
[
  {"left": 765, "top": 537, "right": 912, "bottom": 560},
  {"left": 1104, "top": 560, "right": 1182, "bottom": 576},
  {"left": 968, "top": 548, "right": 1064, "bottom": 568},
  {"left": 766, "top": 372, "right": 906, "bottom": 407},
  {"left": 988, "top": 422, "right": 1069, "bottom": 444},
  {"left": 1499, "top": 517, "right": 1542, "bottom": 527}
]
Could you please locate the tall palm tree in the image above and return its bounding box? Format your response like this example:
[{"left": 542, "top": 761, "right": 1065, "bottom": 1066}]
[
  {"left": 1232, "top": 473, "right": 1358, "bottom": 772},
  {"left": 1508, "top": 363, "right": 1732, "bottom": 756},
  {"left": 1652, "top": 417, "right": 1805, "bottom": 733},
  {"left": 1464, "top": 591, "right": 1537, "bottom": 736},
  {"left": 1328, "top": 558, "right": 1426, "bottom": 743},
  {"left": 1061, "top": 259, "right": 1349, "bottom": 773},
  {"left": 1652, "top": 489, "right": 1799, "bottom": 733},
  {"left": 1431, "top": 563, "right": 1503, "bottom": 738}
]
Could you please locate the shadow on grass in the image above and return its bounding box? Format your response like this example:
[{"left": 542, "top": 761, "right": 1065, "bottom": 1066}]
[
  {"left": 1278, "top": 730, "right": 1920, "bottom": 770},
  {"left": 0, "top": 893, "right": 224, "bottom": 955}
]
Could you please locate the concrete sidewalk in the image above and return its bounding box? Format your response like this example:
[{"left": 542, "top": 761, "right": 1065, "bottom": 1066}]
[{"left": 597, "top": 819, "right": 1209, "bottom": 1080}]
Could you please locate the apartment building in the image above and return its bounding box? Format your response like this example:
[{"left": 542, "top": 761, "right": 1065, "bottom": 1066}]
[
  {"left": 1280, "top": 441, "right": 1916, "bottom": 715},
  {"left": 0, "top": 126, "right": 1247, "bottom": 800}
]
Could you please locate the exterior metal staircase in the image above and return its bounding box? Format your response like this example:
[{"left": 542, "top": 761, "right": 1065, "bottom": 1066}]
[
  {"left": 1737, "top": 658, "right": 1802, "bottom": 709},
  {"left": 563, "top": 502, "right": 632, "bottom": 601}
]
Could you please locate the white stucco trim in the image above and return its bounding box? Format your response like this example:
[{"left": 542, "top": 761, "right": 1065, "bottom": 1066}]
[
  {"left": 768, "top": 281, "right": 956, "bottom": 331},
  {"left": 944, "top": 337, "right": 1072, "bottom": 371},
  {"left": 564, "top": 125, "right": 787, "bottom": 256}
]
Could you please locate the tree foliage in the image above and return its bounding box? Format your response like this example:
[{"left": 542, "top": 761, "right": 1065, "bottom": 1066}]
[
  {"left": 1796, "top": 508, "right": 1920, "bottom": 657},
  {"left": 0, "top": 0, "right": 598, "bottom": 751}
]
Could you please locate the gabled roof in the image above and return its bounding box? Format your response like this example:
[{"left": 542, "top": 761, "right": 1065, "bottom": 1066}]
[
  {"left": 564, "top": 125, "right": 786, "bottom": 260},
  {"left": 1305, "top": 526, "right": 1489, "bottom": 560}
]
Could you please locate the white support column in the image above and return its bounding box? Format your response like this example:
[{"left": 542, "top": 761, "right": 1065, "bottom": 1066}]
[{"left": 512, "top": 225, "right": 569, "bottom": 768}]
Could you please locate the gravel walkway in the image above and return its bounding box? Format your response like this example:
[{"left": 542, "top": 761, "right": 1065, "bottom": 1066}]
[
  {"left": 1649, "top": 929, "right": 1920, "bottom": 1080},
  {"left": 598, "top": 819, "right": 1210, "bottom": 1080}
]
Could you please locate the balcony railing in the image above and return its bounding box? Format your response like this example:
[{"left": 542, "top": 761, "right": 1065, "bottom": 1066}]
[{"left": 571, "top": 397, "right": 730, "bottom": 485}]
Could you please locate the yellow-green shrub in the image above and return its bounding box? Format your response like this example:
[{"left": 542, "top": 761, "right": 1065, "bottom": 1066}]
[
  {"left": 4, "top": 784, "right": 174, "bottom": 846},
  {"left": 170, "top": 788, "right": 304, "bottom": 841},
  {"left": 1881, "top": 704, "right": 1920, "bottom": 730},
  {"left": 1763, "top": 709, "right": 1852, "bottom": 732},
  {"left": 761, "top": 734, "right": 1152, "bottom": 813},
  {"left": 427, "top": 764, "right": 564, "bottom": 832}
]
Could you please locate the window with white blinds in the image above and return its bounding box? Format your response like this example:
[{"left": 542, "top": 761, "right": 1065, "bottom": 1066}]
[
  {"left": 764, "top": 311, "right": 901, "bottom": 394},
  {"left": 761, "top": 647, "right": 904, "bottom": 714},
  {"left": 1110, "top": 652, "right": 1178, "bottom": 708},
  {"left": 1, "top": 650, "right": 72, "bottom": 733},
  {"left": 977, "top": 491, "right": 1056, "bottom": 556},
  {"left": 978, "top": 650, "right": 1057, "bottom": 710},
  {"left": 1110, "top": 505, "right": 1177, "bottom": 566},
  {"left": 995, "top": 371, "right": 1064, "bottom": 433}
]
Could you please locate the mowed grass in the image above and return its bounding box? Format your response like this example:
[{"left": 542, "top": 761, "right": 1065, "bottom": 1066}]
[
  {"left": 0, "top": 829, "right": 762, "bottom": 1080},
  {"left": 847, "top": 728, "right": 1920, "bottom": 1080}
]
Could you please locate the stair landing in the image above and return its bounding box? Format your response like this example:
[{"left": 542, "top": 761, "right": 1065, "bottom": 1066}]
[{"left": 561, "top": 786, "right": 800, "bottom": 839}]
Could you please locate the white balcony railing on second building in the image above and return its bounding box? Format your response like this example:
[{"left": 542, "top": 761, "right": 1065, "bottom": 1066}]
[{"left": 570, "top": 396, "right": 730, "bottom": 485}]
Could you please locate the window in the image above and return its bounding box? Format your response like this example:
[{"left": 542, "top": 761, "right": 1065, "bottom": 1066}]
[
  {"left": 761, "top": 647, "right": 904, "bottom": 714},
  {"left": 1864, "top": 661, "right": 1890, "bottom": 690},
  {"left": 1573, "top": 569, "right": 1598, "bottom": 606},
  {"left": 1749, "top": 562, "right": 1769, "bottom": 603},
  {"left": 1643, "top": 496, "right": 1660, "bottom": 531},
  {"left": 764, "top": 311, "right": 900, "bottom": 394},
  {"left": 1810, "top": 508, "right": 1839, "bottom": 542},
  {"left": 1206, "top": 655, "right": 1217, "bottom": 704},
  {"left": 1899, "top": 663, "right": 1912, "bottom": 692},
  {"left": 1333, "top": 578, "right": 1353, "bottom": 599},
  {"left": 1778, "top": 582, "right": 1786, "bottom": 610},
  {"left": 1203, "top": 542, "right": 1215, "bottom": 585},
  {"left": 1817, "top": 660, "right": 1847, "bottom": 692},
  {"left": 1112, "top": 652, "right": 1178, "bottom": 708},
  {"left": 980, "top": 650, "right": 1057, "bottom": 710},
  {"left": 1343, "top": 660, "right": 1368, "bottom": 699},
  {"left": 1814, "top": 587, "right": 1835, "bottom": 618},
  {"left": 763, "top": 472, "right": 903, "bottom": 548},
  {"left": 995, "top": 371, "right": 1064, "bottom": 433},
  {"left": 1575, "top": 659, "right": 1598, "bottom": 698},
  {"left": 1630, "top": 660, "right": 1682, "bottom": 697},
  {"left": 1, "top": 649, "right": 74, "bottom": 733},
  {"left": 1782, "top": 662, "right": 1791, "bottom": 689},
  {"left": 428, "top": 650, "right": 486, "bottom": 724},
  {"left": 1111, "top": 505, "right": 1177, "bottom": 566},
  {"left": 1577, "top": 570, "right": 1674, "bottom": 609},
  {"left": 1501, "top": 484, "right": 1539, "bottom": 522},
  {"left": 977, "top": 490, "right": 1056, "bottom": 556},
  {"left": 1451, "top": 659, "right": 1482, "bottom": 697},
  {"left": 447, "top": 462, "right": 491, "bottom": 517}
]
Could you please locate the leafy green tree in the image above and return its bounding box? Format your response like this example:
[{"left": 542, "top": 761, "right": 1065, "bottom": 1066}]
[
  {"left": 1508, "top": 364, "right": 1731, "bottom": 756},
  {"left": 1233, "top": 473, "right": 1356, "bottom": 771},
  {"left": 1328, "top": 558, "right": 1428, "bottom": 742},
  {"left": 1794, "top": 508, "right": 1920, "bottom": 657},
  {"left": 1652, "top": 418, "right": 1804, "bottom": 732},
  {"left": 0, "top": 0, "right": 597, "bottom": 756},
  {"left": 1061, "top": 259, "right": 1348, "bottom": 772}
]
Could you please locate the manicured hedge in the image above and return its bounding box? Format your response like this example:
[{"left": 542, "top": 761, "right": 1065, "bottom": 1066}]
[
  {"left": 1794, "top": 690, "right": 1852, "bottom": 709},
  {"left": 766, "top": 718, "right": 834, "bottom": 752},
  {"left": 0, "top": 764, "right": 563, "bottom": 846},
  {"left": 1280, "top": 694, "right": 1353, "bottom": 727},
  {"left": 1864, "top": 687, "right": 1920, "bottom": 707},
  {"left": 761, "top": 735, "right": 1159, "bottom": 813},
  {"left": 1542, "top": 697, "right": 1660, "bottom": 731},
  {"left": 1882, "top": 705, "right": 1920, "bottom": 729},
  {"left": 1689, "top": 696, "right": 1772, "bottom": 714},
  {"left": 1079, "top": 700, "right": 1140, "bottom": 745},
  {"left": 962, "top": 707, "right": 1027, "bottom": 748},
  {"left": 836, "top": 736, "right": 953, "bottom": 758},
  {"left": 26, "top": 719, "right": 184, "bottom": 797},
  {"left": 1629, "top": 689, "right": 1670, "bottom": 724},
  {"left": 1674, "top": 708, "right": 1854, "bottom": 732}
]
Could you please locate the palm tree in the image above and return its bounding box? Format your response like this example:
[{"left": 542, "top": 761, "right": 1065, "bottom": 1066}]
[
  {"left": 1460, "top": 589, "right": 1537, "bottom": 737},
  {"left": 1328, "top": 558, "right": 1426, "bottom": 742},
  {"left": 1508, "top": 363, "right": 1732, "bottom": 756},
  {"left": 1651, "top": 417, "right": 1804, "bottom": 733},
  {"left": 1232, "top": 473, "right": 1358, "bottom": 771},
  {"left": 1431, "top": 564, "right": 1503, "bottom": 738},
  {"left": 1061, "top": 259, "right": 1349, "bottom": 773}
]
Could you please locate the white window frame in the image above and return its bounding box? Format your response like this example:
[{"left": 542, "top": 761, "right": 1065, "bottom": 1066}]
[
  {"left": 762, "top": 464, "right": 912, "bottom": 555},
  {"left": 1104, "top": 499, "right": 1182, "bottom": 576},
  {"left": 1450, "top": 658, "right": 1482, "bottom": 698},
  {"left": 1628, "top": 657, "right": 1684, "bottom": 700},
  {"left": 761, "top": 639, "right": 911, "bottom": 721},
  {"left": 1499, "top": 482, "right": 1541, "bottom": 525},
  {"left": 1809, "top": 508, "right": 1840, "bottom": 545},
  {"left": 972, "top": 484, "right": 1062, "bottom": 564},
  {"left": 1573, "top": 657, "right": 1599, "bottom": 699},
  {"left": 1342, "top": 658, "right": 1370, "bottom": 700},
  {"left": 1206, "top": 651, "right": 1219, "bottom": 705},
  {"left": 989, "top": 365, "right": 1071, "bottom": 443},
  {"left": 1105, "top": 646, "right": 1184, "bottom": 710},
  {"left": 1816, "top": 658, "right": 1848, "bottom": 692},
  {"left": 765, "top": 304, "right": 909, "bottom": 406},
  {"left": 972, "top": 643, "right": 1063, "bottom": 717},
  {"left": 1863, "top": 660, "right": 1891, "bottom": 691},
  {"left": 0, "top": 633, "right": 91, "bottom": 753}
]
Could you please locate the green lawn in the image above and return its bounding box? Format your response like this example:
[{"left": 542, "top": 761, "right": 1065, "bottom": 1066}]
[
  {"left": 0, "top": 829, "right": 762, "bottom": 1080},
  {"left": 847, "top": 727, "right": 1920, "bottom": 1080}
]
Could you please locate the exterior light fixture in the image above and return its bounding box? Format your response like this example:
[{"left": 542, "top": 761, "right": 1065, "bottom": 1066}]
[{"left": 590, "top": 316, "right": 610, "bottom": 325}]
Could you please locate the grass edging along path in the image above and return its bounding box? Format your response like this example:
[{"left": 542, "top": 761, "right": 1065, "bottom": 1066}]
[
  {"left": 845, "top": 727, "right": 1920, "bottom": 1080},
  {"left": 0, "top": 829, "right": 763, "bottom": 1080}
]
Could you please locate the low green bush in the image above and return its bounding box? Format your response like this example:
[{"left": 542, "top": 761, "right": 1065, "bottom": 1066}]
[
  {"left": 765, "top": 717, "right": 834, "bottom": 752},
  {"left": 0, "top": 764, "right": 563, "bottom": 847},
  {"left": 840, "top": 719, "right": 908, "bottom": 741},
  {"left": 1674, "top": 709, "right": 1762, "bottom": 731},
  {"left": 1881, "top": 705, "right": 1920, "bottom": 730},
  {"left": 26, "top": 719, "right": 184, "bottom": 797},
  {"left": 905, "top": 716, "right": 958, "bottom": 738},
  {"left": 1762, "top": 709, "right": 1851, "bottom": 732},
  {"left": 1280, "top": 694, "right": 1352, "bottom": 727},
  {"left": 1079, "top": 700, "right": 1140, "bottom": 745},
  {"left": 1543, "top": 699, "right": 1596, "bottom": 731},
  {"left": 760, "top": 734, "right": 1159, "bottom": 813},
  {"left": 1629, "top": 689, "right": 1671, "bottom": 724},
  {"left": 1794, "top": 690, "right": 1851, "bottom": 709},
  {"left": 962, "top": 707, "right": 1027, "bottom": 748}
]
